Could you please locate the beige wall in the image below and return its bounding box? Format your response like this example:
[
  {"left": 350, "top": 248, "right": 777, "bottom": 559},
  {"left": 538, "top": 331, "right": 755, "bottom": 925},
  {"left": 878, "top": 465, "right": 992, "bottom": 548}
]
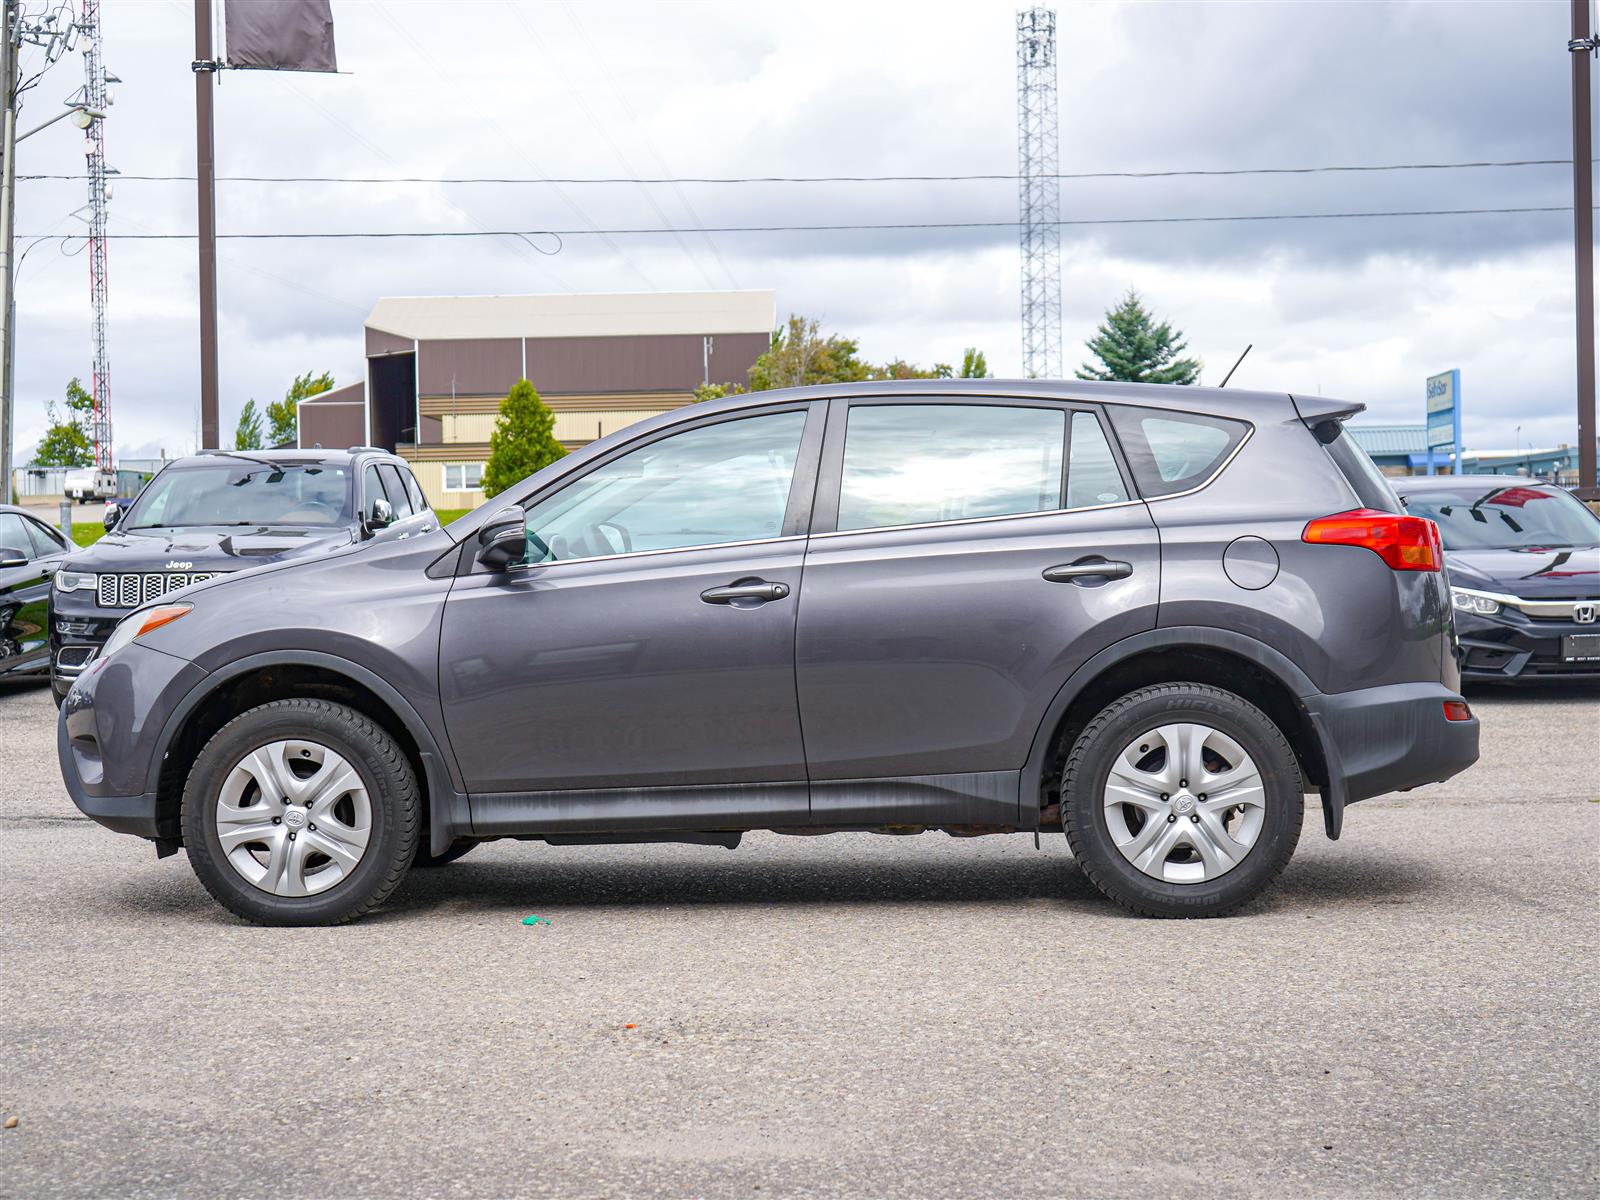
[
  {"left": 440, "top": 407, "right": 674, "bottom": 445},
  {"left": 407, "top": 459, "right": 489, "bottom": 512}
]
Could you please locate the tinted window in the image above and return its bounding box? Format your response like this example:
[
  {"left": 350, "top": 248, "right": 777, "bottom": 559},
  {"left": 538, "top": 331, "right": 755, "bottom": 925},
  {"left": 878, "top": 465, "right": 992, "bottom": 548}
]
[
  {"left": 124, "top": 463, "right": 353, "bottom": 528},
  {"left": 1402, "top": 484, "right": 1600, "bottom": 550},
  {"left": 25, "top": 519, "right": 66, "bottom": 557},
  {"left": 837, "top": 404, "right": 1064, "bottom": 531},
  {"left": 378, "top": 464, "right": 414, "bottom": 518},
  {"left": 1108, "top": 406, "right": 1248, "bottom": 498},
  {"left": 0, "top": 513, "right": 32, "bottom": 559},
  {"left": 521, "top": 410, "right": 807, "bottom": 563},
  {"left": 1326, "top": 428, "right": 1401, "bottom": 513},
  {"left": 1067, "top": 411, "right": 1129, "bottom": 508}
]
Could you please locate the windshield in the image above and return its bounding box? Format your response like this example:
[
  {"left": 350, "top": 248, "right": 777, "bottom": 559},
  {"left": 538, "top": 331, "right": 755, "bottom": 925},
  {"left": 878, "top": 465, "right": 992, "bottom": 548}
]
[
  {"left": 1402, "top": 484, "right": 1600, "bottom": 550},
  {"left": 124, "top": 462, "right": 353, "bottom": 529}
]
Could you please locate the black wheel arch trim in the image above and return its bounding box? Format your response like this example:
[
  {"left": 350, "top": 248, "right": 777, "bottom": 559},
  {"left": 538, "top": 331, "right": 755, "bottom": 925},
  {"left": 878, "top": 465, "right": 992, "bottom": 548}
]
[
  {"left": 145, "top": 649, "right": 471, "bottom": 857},
  {"left": 1021, "top": 625, "right": 1350, "bottom": 840}
]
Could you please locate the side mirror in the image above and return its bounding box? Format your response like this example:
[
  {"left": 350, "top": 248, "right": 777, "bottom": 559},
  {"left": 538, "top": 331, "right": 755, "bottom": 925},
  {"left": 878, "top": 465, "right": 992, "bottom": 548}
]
[
  {"left": 364, "top": 497, "right": 395, "bottom": 535},
  {"left": 0, "top": 547, "right": 28, "bottom": 568},
  {"left": 103, "top": 502, "right": 125, "bottom": 531},
  {"left": 475, "top": 508, "right": 526, "bottom": 571}
]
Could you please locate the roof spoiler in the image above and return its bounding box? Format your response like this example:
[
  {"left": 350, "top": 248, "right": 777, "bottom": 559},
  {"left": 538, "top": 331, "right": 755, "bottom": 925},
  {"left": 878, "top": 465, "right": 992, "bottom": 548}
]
[{"left": 1290, "top": 394, "right": 1365, "bottom": 445}]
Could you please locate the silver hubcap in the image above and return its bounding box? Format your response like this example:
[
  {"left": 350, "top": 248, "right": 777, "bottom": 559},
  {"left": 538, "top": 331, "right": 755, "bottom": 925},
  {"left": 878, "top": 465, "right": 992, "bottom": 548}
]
[
  {"left": 214, "top": 739, "right": 372, "bottom": 898},
  {"left": 1102, "top": 722, "right": 1266, "bottom": 884}
]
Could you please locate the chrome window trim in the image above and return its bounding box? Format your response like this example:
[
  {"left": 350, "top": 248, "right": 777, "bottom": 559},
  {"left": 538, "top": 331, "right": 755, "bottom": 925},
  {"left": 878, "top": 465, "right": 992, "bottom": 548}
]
[
  {"left": 810, "top": 498, "right": 1144, "bottom": 541},
  {"left": 1139, "top": 424, "right": 1256, "bottom": 503},
  {"left": 506, "top": 534, "right": 808, "bottom": 574}
]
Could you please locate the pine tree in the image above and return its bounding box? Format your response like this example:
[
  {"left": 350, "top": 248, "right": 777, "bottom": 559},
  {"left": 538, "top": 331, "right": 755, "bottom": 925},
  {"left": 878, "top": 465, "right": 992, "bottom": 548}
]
[
  {"left": 482, "top": 379, "right": 566, "bottom": 499},
  {"left": 1076, "top": 292, "right": 1201, "bottom": 385}
]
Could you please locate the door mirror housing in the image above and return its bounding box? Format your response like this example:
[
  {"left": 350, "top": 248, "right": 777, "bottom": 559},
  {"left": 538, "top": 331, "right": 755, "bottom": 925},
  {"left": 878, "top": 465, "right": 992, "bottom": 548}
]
[
  {"left": 476, "top": 508, "right": 526, "bottom": 571},
  {"left": 0, "top": 547, "right": 28, "bottom": 568},
  {"left": 103, "top": 501, "right": 126, "bottom": 531},
  {"left": 364, "top": 497, "right": 395, "bottom": 535}
]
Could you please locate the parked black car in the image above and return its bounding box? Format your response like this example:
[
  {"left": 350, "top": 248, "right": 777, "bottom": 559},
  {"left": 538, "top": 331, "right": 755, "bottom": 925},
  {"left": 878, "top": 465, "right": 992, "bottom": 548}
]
[
  {"left": 0, "top": 504, "right": 73, "bottom": 679},
  {"left": 1396, "top": 476, "right": 1600, "bottom": 683},
  {"left": 50, "top": 448, "right": 436, "bottom": 701},
  {"left": 59, "top": 381, "right": 1479, "bottom": 925}
]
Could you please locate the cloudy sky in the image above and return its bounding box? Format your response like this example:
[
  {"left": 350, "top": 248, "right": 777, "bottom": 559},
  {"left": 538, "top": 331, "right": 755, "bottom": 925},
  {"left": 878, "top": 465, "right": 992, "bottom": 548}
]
[{"left": 8, "top": 0, "right": 1592, "bottom": 461}]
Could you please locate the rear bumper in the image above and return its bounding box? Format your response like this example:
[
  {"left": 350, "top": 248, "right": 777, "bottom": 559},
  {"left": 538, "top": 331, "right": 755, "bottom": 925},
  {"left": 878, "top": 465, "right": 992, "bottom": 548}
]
[{"left": 1304, "top": 681, "right": 1479, "bottom": 831}]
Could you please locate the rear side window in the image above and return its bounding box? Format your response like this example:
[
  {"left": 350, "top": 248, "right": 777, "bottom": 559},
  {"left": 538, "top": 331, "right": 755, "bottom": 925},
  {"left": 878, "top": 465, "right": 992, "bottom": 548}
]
[
  {"left": 1324, "top": 427, "right": 1401, "bottom": 512},
  {"left": 1108, "top": 406, "right": 1249, "bottom": 498},
  {"left": 837, "top": 404, "right": 1064, "bottom": 531}
]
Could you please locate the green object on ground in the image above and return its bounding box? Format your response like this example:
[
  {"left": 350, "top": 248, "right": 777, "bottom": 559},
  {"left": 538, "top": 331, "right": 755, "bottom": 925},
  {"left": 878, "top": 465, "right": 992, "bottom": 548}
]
[
  {"left": 433, "top": 508, "right": 469, "bottom": 526},
  {"left": 521, "top": 914, "right": 552, "bottom": 926},
  {"left": 71, "top": 522, "right": 105, "bottom": 548}
]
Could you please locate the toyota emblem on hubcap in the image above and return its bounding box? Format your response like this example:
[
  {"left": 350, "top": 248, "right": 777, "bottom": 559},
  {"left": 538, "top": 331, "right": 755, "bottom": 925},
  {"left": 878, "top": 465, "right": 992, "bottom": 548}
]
[
  {"left": 1173, "top": 795, "right": 1196, "bottom": 815},
  {"left": 283, "top": 807, "right": 307, "bottom": 830}
]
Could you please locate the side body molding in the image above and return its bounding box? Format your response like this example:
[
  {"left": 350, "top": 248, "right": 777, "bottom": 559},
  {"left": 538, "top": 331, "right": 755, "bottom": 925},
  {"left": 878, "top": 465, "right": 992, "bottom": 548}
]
[
  {"left": 1019, "top": 625, "right": 1349, "bottom": 838},
  {"left": 147, "top": 650, "right": 471, "bottom": 857}
]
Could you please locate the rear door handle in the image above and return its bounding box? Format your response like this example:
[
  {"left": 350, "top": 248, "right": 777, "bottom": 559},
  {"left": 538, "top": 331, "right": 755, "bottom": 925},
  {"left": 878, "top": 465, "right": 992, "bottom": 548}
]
[
  {"left": 700, "top": 580, "right": 791, "bottom": 605},
  {"left": 1043, "top": 559, "right": 1133, "bottom": 583}
]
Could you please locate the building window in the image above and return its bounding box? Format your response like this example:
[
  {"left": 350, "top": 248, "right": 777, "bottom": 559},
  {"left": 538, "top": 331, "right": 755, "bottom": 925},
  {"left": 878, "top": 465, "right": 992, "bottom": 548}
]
[{"left": 444, "top": 463, "right": 484, "bottom": 491}]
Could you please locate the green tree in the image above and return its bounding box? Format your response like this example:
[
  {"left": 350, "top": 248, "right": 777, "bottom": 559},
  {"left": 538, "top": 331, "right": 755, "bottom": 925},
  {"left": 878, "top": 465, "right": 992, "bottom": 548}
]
[
  {"left": 959, "top": 348, "right": 990, "bottom": 378},
  {"left": 482, "top": 379, "right": 566, "bottom": 499},
  {"left": 234, "top": 399, "right": 264, "bottom": 450},
  {"left": 746, "top": 315, "right": 882, "bottom": 390},
  {"left": 267, "top": 369, "right": 334, "bottom": 447},
  {"left": 1076, "top": 292, "right": 1200, "bottom": 385},
  {"left": 33, "top": 378, "right": 95, "bottom": 467}
]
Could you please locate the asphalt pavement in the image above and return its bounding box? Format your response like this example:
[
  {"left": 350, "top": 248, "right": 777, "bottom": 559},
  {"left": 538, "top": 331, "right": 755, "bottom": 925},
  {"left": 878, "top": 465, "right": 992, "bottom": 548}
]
[{"left": 2, "top": 679, "right": 1596, "bottom": 1199}]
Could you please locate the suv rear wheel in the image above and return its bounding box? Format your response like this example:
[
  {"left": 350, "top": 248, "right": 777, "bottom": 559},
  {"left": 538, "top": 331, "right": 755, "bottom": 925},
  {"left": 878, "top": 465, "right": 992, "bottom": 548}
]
[
  {"left": 181, "top": 698, "right": 420, "bottom": 925},
  {"left": 1061, "top": 683, "right": 1303, "bottom": 917}
]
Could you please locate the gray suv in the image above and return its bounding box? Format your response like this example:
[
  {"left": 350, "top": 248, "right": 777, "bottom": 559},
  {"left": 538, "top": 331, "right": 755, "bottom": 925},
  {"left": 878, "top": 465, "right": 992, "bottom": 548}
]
[{"left": 57, "top": 381, "right": 1479, "bottom": 924}]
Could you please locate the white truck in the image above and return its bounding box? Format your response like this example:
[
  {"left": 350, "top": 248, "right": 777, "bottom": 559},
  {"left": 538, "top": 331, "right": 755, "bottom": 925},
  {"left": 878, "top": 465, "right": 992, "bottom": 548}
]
[{"left": 64, "top": 466, "right": 116, "bottom": 501}]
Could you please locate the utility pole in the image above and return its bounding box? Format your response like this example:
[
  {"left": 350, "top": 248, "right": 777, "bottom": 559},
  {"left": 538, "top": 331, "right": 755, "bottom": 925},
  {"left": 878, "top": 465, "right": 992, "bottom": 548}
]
[
  {"left": 193, "top": 0, "right": 219, "bottom": 449},
  {"left": 1570, "top": 0, "right": 1598, "bottom": 500},
  {"left": 1016, "top": 7, "right": 1062, "bottom": 380},
  {"left": 0, "top": 0, "right": 17, "bottom": 505}
]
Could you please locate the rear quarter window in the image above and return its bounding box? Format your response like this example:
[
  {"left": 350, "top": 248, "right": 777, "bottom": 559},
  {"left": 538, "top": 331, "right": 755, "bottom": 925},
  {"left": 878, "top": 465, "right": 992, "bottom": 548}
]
[
  {"left": 1323, "top": 427, "right": 1401, "bottom": 512},
  {"left": 1107, "top": 406, "right": 1250, "bottom": 498}
]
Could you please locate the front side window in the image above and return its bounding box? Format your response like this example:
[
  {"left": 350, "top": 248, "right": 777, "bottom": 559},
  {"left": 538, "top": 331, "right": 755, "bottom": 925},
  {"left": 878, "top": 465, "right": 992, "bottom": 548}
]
[
  {"left": 1067, "top": 411, "right": 1129, "bottom": 508},
  {"left": 402, "top": 469, "right": 428, "bottom": 513},
  {"left": 0, "top": 513, "right": 33, "bottom": 559},
  {"left": 123, "top": 462, "right": 353, "bottom": 529},
  {"left": 378, "top": 464, "right": 414, "bottom": 518},
  {"left": 520, "top": 410, "right": 807, "bottom": 564},
  {"left": 25, "top": 519, "right": 66, "bottom": 557},
  {"left": 444, "top": 463, "right": 484, "bottom": 492},
  {"left": 1108, "top": 406, "right": 1249, "bottom": 498},
  {"left": 836, "top": 404, "right": 1065, "bottom": 532},
  {"left": 362, "top": 465, "right": 386, "bottom": 520}
]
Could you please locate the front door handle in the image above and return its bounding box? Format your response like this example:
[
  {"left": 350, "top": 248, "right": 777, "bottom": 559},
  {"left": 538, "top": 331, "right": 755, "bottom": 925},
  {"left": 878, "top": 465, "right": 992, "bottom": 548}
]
[
  {"left": 700, "top": 580, "right": 791, "bottom": 605},
  {"left": 1043, "top": 559, "right": 1133, "bottom": 583}
]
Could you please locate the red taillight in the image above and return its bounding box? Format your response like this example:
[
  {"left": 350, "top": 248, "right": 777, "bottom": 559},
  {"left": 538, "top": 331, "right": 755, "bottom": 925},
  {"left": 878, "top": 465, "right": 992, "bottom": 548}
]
[
  {"left": 1443, "top": 700, "right": 1472, "bottom": 722},
  {"left": 1302, "top": 508, "right": 1443, "bottom": 572}
]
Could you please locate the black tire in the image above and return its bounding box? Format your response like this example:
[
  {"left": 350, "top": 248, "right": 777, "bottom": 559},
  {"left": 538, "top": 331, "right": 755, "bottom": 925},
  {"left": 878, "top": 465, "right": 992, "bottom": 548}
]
[
  {"left": 413, "top": 839, "right": 478, "bottom": 868},
  {"left": 181, "top": 698, "right": 420, "bottom": 926},
  {"left": 1061, "top": 683, "right": 1303, "bottom": 918}
]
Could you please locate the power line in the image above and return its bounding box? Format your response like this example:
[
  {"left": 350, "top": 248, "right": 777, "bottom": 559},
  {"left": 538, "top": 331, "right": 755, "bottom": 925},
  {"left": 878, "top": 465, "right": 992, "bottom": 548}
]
[
  {"left": 21, "top": 204, "right": 1574, "bottom": 241},
  {"left": 13, "top": 158, "right": 1575, "bottom": 186}
]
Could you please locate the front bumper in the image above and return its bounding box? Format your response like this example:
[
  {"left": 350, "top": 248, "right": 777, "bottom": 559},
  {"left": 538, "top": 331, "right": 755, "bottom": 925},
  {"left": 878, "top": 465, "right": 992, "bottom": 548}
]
[
  {"left": 1304, "top": 680, "right": 1479, "bottom": 836},
  {"left": 58, "top": 641, "right": 207, "bottom": 842},
  {"left": 49, "top": 587, "right": 119, "bottom": 700},
  {"left": 1453, "top": 607, "right": 1600, "bottom": 682}
]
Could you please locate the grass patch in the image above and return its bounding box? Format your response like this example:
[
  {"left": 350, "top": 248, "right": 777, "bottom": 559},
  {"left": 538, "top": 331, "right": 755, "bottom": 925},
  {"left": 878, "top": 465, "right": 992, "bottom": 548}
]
[
  {"left": 71, "top": 522, "right": 106, "bottom": 548},
  {"left": 433, "top": 508, "right": 470, "bottom": 526}
]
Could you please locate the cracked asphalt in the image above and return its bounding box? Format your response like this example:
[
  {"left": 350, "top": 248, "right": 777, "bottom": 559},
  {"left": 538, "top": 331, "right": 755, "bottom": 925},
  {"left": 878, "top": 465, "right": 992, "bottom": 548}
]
[{"left": 1, "top": 679, "right": 1596, "bottom": 1198}]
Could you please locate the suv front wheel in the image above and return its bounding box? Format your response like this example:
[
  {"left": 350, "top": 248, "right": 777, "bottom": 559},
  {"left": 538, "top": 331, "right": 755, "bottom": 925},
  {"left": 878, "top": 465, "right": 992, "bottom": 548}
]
[
  {"left": 181, "top": 698, "right": 420, "bottom": 925},
  {"left": 1061, "top": 683, "right": 1304, "bottom": 917}
]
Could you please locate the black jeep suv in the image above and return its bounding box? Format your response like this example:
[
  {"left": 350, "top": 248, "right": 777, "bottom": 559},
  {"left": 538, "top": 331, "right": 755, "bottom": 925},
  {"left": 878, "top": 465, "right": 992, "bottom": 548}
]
[{"left": 50, "top": 448, "right": 436, "bottom": 701}]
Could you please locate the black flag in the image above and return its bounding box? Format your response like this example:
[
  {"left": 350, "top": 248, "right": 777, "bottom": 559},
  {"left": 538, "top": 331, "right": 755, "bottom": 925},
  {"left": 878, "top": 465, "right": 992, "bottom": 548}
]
[{"left": 223, "top": 0, "right": 337, "bottom": 73}]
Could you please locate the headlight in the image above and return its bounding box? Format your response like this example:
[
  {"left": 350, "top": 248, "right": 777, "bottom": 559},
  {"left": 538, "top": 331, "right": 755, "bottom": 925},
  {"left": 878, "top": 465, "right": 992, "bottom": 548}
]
[
  {"left": 1451, "top": 587, "right": 1503, "bottom": 616},
  {"left": 100, "top": 604, "right": 191, "bottom": 661},
  {"left": 54, "top": 569, "right": 98, "bottom": 593}
]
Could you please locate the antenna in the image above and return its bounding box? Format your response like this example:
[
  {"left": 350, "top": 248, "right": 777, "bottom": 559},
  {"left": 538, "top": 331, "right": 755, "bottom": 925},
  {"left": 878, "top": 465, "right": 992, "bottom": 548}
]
[
  {"left": 1017, "top": 7, "right": 1062, "bottom": 380},
  {"left": 1218, "top": 344, "right": 1253, "bottom": 388},
  {"left": 81, "top": 0, "right": 112, "bottom": 472}
]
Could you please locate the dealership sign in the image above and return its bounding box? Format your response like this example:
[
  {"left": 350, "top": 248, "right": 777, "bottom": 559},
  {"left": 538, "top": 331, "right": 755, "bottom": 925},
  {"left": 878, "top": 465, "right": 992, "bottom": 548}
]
[{"left": 1425, "top": 369, "right": 1462, "bottom": 472}]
